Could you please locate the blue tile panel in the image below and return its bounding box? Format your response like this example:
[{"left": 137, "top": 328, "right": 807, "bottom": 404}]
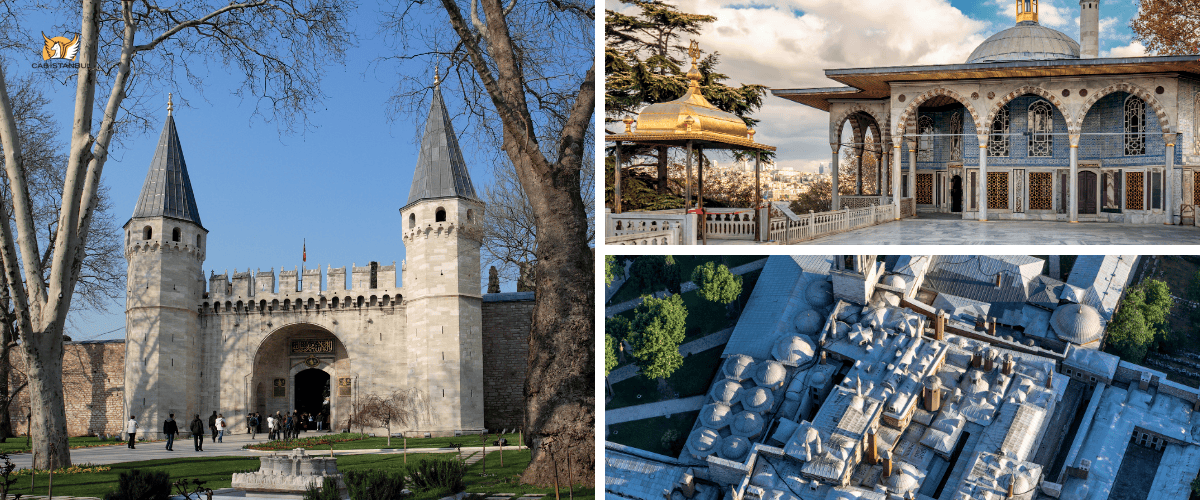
[{"left": 902, "top": 93, "right": 1182, "bottom": 171}]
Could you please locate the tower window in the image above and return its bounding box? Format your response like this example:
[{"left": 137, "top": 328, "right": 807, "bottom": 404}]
[
  {"left": 143, "top": 226, "right": 152, "bottom": 240},
  {"left": 435, "top": 208, "right": 447, "bottom": 222},
  {"left": 196, "top": 234, "right": 202, "bottom": 247},
  {"left": 467, "top": 209, "right": 473, "bottom": 222},
  {"left": 409, "top": 213, "right": 416, "bottom": 229},
  {"left": 172, "top": 227, "right": 181, "bottom": 242}
]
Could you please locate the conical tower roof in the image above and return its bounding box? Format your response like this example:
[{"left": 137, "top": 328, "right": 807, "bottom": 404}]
[
  {"left": 130, "top": 104, "right": 202, "bottom": 228},
  {"left": 405, "top": 81, "right": 477, "bottom": 207}
]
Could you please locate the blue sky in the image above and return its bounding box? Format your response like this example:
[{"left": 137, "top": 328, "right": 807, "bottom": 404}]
[
  {"left": 604, "top": 0, "right": 1152, "bottom": 172},
  {"left": 7, "top": 1, "right": 519, "bottom": 340}
]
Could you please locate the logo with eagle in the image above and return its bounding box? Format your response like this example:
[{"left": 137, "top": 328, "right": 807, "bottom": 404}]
[{"left": 41, "top": 33, "right": 80, "bottom": 61}]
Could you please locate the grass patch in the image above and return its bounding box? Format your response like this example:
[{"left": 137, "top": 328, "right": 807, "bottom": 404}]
[
  {"left": 606, "top": 346, "right": 724, "bottom": 410},
  {"left": 0, "top": 436, "right": 127, "bottom": 455},
  {"left": 607, "top": 411, "right": 700, "bottom": 458},
  {"left": 1, "top": 449, "right": 591, "bottom": 500}
]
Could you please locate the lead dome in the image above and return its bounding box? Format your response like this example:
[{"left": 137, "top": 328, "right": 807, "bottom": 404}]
[{"left": 967, "top": 21, "right": 1080, "bottom": 64}]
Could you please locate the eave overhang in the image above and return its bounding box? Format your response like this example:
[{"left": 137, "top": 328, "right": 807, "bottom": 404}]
[{"left": 772, "top": 55, "right": 1200, "bottom": 112}]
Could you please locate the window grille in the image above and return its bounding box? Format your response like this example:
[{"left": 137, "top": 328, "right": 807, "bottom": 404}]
[
  {"left": 987, "top": 172, "right": 1008, "bottom": 209},
  {"left": 918, "top": 115, "right": 934, "bottom": 162},
  {"left": 1125, "top": 96, "right": 1146, "bottom": 156},
  {"left": 989, "top": 104, "right": 1010, "bottom": 157},
  {"left": 1028, "top": 100, "right": 1053, "bottom": 157},
  {"left": 1152, "top": 171, "right": 1162, "bottom": 210},
  {"left": 1194, "top": 172, "right": 1200, "bottom": 205},
  {"left": 949, "top": 112, "right": 963, "bottom": 162},
  {"left": 1029, "top": 172, "right": 1053, "bottom": 210},
  {"left": 1127, "top": 171, "right": 1145, "bottom": 209},
  {"left": 916, "top": 173, "right": 933, "bottom": 204}
]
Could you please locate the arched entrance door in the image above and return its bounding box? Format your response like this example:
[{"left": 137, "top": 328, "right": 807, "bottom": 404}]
[
  {"left": 294, "top": 369, "right": 330, "bottom": 429},
  {"left": 950, "top": 175, "right": 963, "bottom": 213},
  {"left": 1078, "top": 171, "right": 1098, "bottom": 215}
]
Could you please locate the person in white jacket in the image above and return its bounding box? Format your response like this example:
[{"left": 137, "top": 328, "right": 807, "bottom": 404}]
[
  {"left": 126, "top": 416, "right": 138, "bottom": 449},
  {"left": 216, "top": 414, "right": 227, "bottom": 443}
]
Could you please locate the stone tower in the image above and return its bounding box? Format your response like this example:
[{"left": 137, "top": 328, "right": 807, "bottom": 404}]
[
  {"left": 1079, "top": 0, "right": 1099, "bottom": 58},
  {"left": 400, "top": 78, "right": 485, "bottom": 434},
  {"left": 123, "top": 97, "right": 207, "bottom": 438}
]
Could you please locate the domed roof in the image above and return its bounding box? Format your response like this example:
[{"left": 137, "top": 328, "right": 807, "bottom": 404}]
[
  {"left": 794, "top": 309, "right": 824, "bottom": 336},
  {"left": 806, "top": 279, "right": 833, "bottom": 307},
  {"left": 743, "top": 386, "right": 775, "bottom": 413},
  {"left": 719, "top": 435, "right": 750, "bottom": 461},
  {"left": 772, "top": 335, "right": 817, "bottom": 365},
  {"left": 883, "top": 274, "right": 907, "bottom": 290},
  {"left": 754, "top": 360, "right": 788, "bottom": 388},
  {"left": 730, "top": 411, "right": 764, "bottom": 438},
  {"left": 723, "top": 354, "right": 755, "bottom": 382},
  {"left": 686, "top": 428, "right": 722, "bottom": 460},
  {"left": 1051, "top": 302, "right": 1103, "bottom": 344},
  {"left": 711, "top": 380, "right": 743, "bottom": 405},
  {"left": 699, "top": 403, "right": 733, "bottom": 430},
  {"left": 967, "top": 21, "right": 1080, "bottom": 64}
]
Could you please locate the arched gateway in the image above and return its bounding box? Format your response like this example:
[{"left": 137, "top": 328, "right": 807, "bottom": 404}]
[{"left": 119, "top": 80, "right": 520, "bottom": 440}]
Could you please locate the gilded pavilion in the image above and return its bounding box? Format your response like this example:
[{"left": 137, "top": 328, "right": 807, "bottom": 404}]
[{"left": 776, "top": 0, "right": 1200, "bottom": 225}]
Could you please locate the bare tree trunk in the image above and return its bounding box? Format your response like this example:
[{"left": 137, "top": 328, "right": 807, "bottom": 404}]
[{"left": 657, "top": 146, "right": 669, "bottom": 194}]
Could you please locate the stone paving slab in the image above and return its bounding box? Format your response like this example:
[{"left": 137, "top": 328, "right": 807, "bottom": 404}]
[
  {"left": 605, "top": 395, "right": 707, "bottom": 425},
  {"left": 793, "top": 219, "right": 1200, "bottom": 245}
]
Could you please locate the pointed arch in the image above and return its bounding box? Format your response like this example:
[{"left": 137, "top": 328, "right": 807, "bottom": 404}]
[
  {"left": 832, "top": 104, "right": 889, "bottom": 144},
  {"left": 986, "top": 86, "right": 1070, "bottom": 133},
  {"left": 1071, "top": 82, "right": 1172, "bottom": 134},
  {"left": 894, "top": 88, "right": 982, "bottom": 137}
]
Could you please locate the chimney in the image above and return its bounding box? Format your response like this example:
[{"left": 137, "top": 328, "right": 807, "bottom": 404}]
[
  {"left": 934, "top": 311, "right": 946, "bottom": 341},
  {"left": 1007, "top": 474, "right": 1016, "bottom": 499},
  {"left": 988, "top": 319, "right": 998, "bottom": 337},
  {"left": 1080, "top": 0, "right": 1100, "bottom": 58},
  {"left": 881, "top": 449, "right": 893, "bottom": 478},
  {"left": 866, "top": 430, "right": 879, "bottom": 464},
  {"left": 984, "top": 349, "right": 996, "bottom": 372},
  {"left": 1002, "top": 354, "right": 1015, "bottom": 376}
]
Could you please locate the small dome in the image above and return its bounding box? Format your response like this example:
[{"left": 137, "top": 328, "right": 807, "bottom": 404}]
[
  {"left": 883, "top": 274, "right": 907, "bottom": 290},
  {"left": 886, "top": 470, "right": 919, "bottom": 494},
  {"left": 1052, "top": 303, "right": 1103, "bottom": 344},
  {"left": 719, "top": 435, "right": 750, "bottom": 461},
  {"left": 743, "top": 387, "right": 775, "bottom": 413},
  {"left": 686, "top": 428, "right": 722, "bottom": 460},
  {"left": 963, "top": 371, "right": 990, "bottom": 396},
  {"left": 723, "top": 354, "right": 755, "bottom": 381},
  {"left": 729, "top": 411, "right": 764, "bottom": 438},
  {"left": 807, "top": 279, "right": 833, "bottom": 307},
  {"left": 808, "top": 370, "right": 828, "bottom": 388},
  {"left": 754, "top": 360, "right": 788, "bottom": 389},
  {"left": 794, "top": 309, "right": 824, "bottom": 336},
  {"left": 772, "top": 335, "right": 817, "bottom": 365},
  {"left": 967, "top": 22, "right": 1080, "bottom": 64},
  {"left": 699, "top": 403, "right": 733, "bottom": 430},
  {"left": 710, "top": 380, "right": 743, "bottom": 405}
]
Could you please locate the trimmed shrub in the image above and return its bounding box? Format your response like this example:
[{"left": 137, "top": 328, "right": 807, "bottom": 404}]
[
  {"left": 103, "top": 469, "right": 171, "bottom": 500},
  {"left": 345, "top": 469, "right": 406, "bottom": 500},
  {"left": 302, "top": 476, "right": 341, "bottom": 500},
  {"left": 407, "top": 458, "right": 468, "bottom": 493}
]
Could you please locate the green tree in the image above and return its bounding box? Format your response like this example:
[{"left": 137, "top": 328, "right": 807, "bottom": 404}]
[
  {"left": 606, "top": 0, "right": 769, "bottom": 194},
  {"left": 628, "top": 294, "right": 687, "bottom": 379},
  {"left": 691, "top": 261, "right": 742, "bottom": 305},
  {"left": 605, "top": 334, "right": 618, "bottom": 377},
  {"left": 1106, "top": 279, "right": 1174, "bottom": 363},
  {"left": 606, "top": 255, "right": 626, "bottom": 287},
  {"left": 628, "top": 255, "right": 669, "bottom": 295}
]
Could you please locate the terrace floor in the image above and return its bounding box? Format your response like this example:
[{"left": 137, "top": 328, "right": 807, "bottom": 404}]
[{"left": 784, "top": 218, "right": 1200, "bottom": 245}]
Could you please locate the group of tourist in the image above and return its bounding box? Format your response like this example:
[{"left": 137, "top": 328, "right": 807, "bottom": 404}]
[{"left": 125, "top": 408, "right": 329, "bottom": 452}]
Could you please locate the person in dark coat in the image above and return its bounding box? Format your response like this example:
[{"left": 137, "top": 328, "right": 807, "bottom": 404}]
[
  {"left": 163, "top": 413, "right": 178, "bottom": 451},
  {"left": 208, "top": 411, "right": 218, "bottom": 443},
  {"left": 248, "top": 413, "right": 259, "bottom": 439},
  {"left": 189, "top": 415, "right": 205, "bottom": 451}
]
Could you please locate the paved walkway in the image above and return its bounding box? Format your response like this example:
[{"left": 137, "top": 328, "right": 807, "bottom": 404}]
[
  {"left": 795, "top": 219, "right": 1200, "bottom": 245},
  {"left": 605, "top": 396, "right": 707, "bottom": 425},
  {"left": 5, "top": 431, "right": 515, "bottom": 469},
  {"left": 605, "top": 258, "right": 767, "bottom": 317},
  {"left": 607, "top": 327, "right": 733, "bottom": 384}
]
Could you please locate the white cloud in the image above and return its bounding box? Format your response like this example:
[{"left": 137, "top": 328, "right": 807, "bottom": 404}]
[
  {"left": 1099, "top": 16, "right": 1121, "bottom": 40},
  {"left": 1105, "top": 40, "right": 1146, "bottom": 57}
]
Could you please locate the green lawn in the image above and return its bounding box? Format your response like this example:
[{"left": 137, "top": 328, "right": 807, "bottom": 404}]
[
  {"left": 3, "top": 450, "right": 592, "bottom": 500},
  {"left": 248, "top": 433, "right": 523, "bottom": 451},
  {"left": 606, "top": 411, "right": 699, "bottom": 458},
  {"left": 0, "top": 436, "right": 126, "bottom": 455},
  {"left": 606, "top": 346, "right": 724, "bottom": 410}
]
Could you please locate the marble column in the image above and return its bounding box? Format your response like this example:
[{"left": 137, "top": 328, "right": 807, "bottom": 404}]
[
  {"left": 1166, "top": 134, "right": 1176, "bottom": 224},
  {"left": 831, "top": 144, "right": 841, "bottom": 210},
  {"left": 908, "top": 146, "right": 917, "bottom": 204},
  {"left": 893, "top": 140, "right": 902, "bottom": 219},
  {"left": 979, "top": 141, "right": 989, "bottom": 222},
  {"left": 1069, "top": 142, "right": 1078, "bottom": 223}
]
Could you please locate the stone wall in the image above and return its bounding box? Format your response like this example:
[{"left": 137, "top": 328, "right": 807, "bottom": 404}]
[
  {"left": 10, "top": 340, "right": 125, "bottom": 437},
  {"left": 481, "top": 292, "right": 534, "bottom": 432}
]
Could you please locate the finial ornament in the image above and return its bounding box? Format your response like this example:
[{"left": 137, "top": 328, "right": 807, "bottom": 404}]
[
  {"left": 434, "top": 66, "right": 440, "bottom": 85},
  {"left": 167, "top": 93, "right": 173, "bottom": 116},
  {"left": 685, "top": 40, "right": 703, "bottom": 87},
  {"left": 688, "top": 40, "right": 701, "bottom": 63}
]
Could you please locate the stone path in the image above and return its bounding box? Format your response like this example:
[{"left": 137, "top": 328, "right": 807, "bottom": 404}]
[
  {"left": 794, "top": 218, "right": 1200, "bottom": 245},
  {"left": 605, "top": 258, "right": 767, "bottom": 316},
  {"left": 604, "top": 395, "right": 707, "bottom": 426},
  {"left": 4, "top": 431, "right": 519, "bottom": 470},
  {"left": 606, "top": 327, "right": 734, "bottom": 384}
]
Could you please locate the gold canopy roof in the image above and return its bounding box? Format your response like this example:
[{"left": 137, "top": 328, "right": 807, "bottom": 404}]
[{"left": 609, "top": 41, "right": 775, "bottom": 151}]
